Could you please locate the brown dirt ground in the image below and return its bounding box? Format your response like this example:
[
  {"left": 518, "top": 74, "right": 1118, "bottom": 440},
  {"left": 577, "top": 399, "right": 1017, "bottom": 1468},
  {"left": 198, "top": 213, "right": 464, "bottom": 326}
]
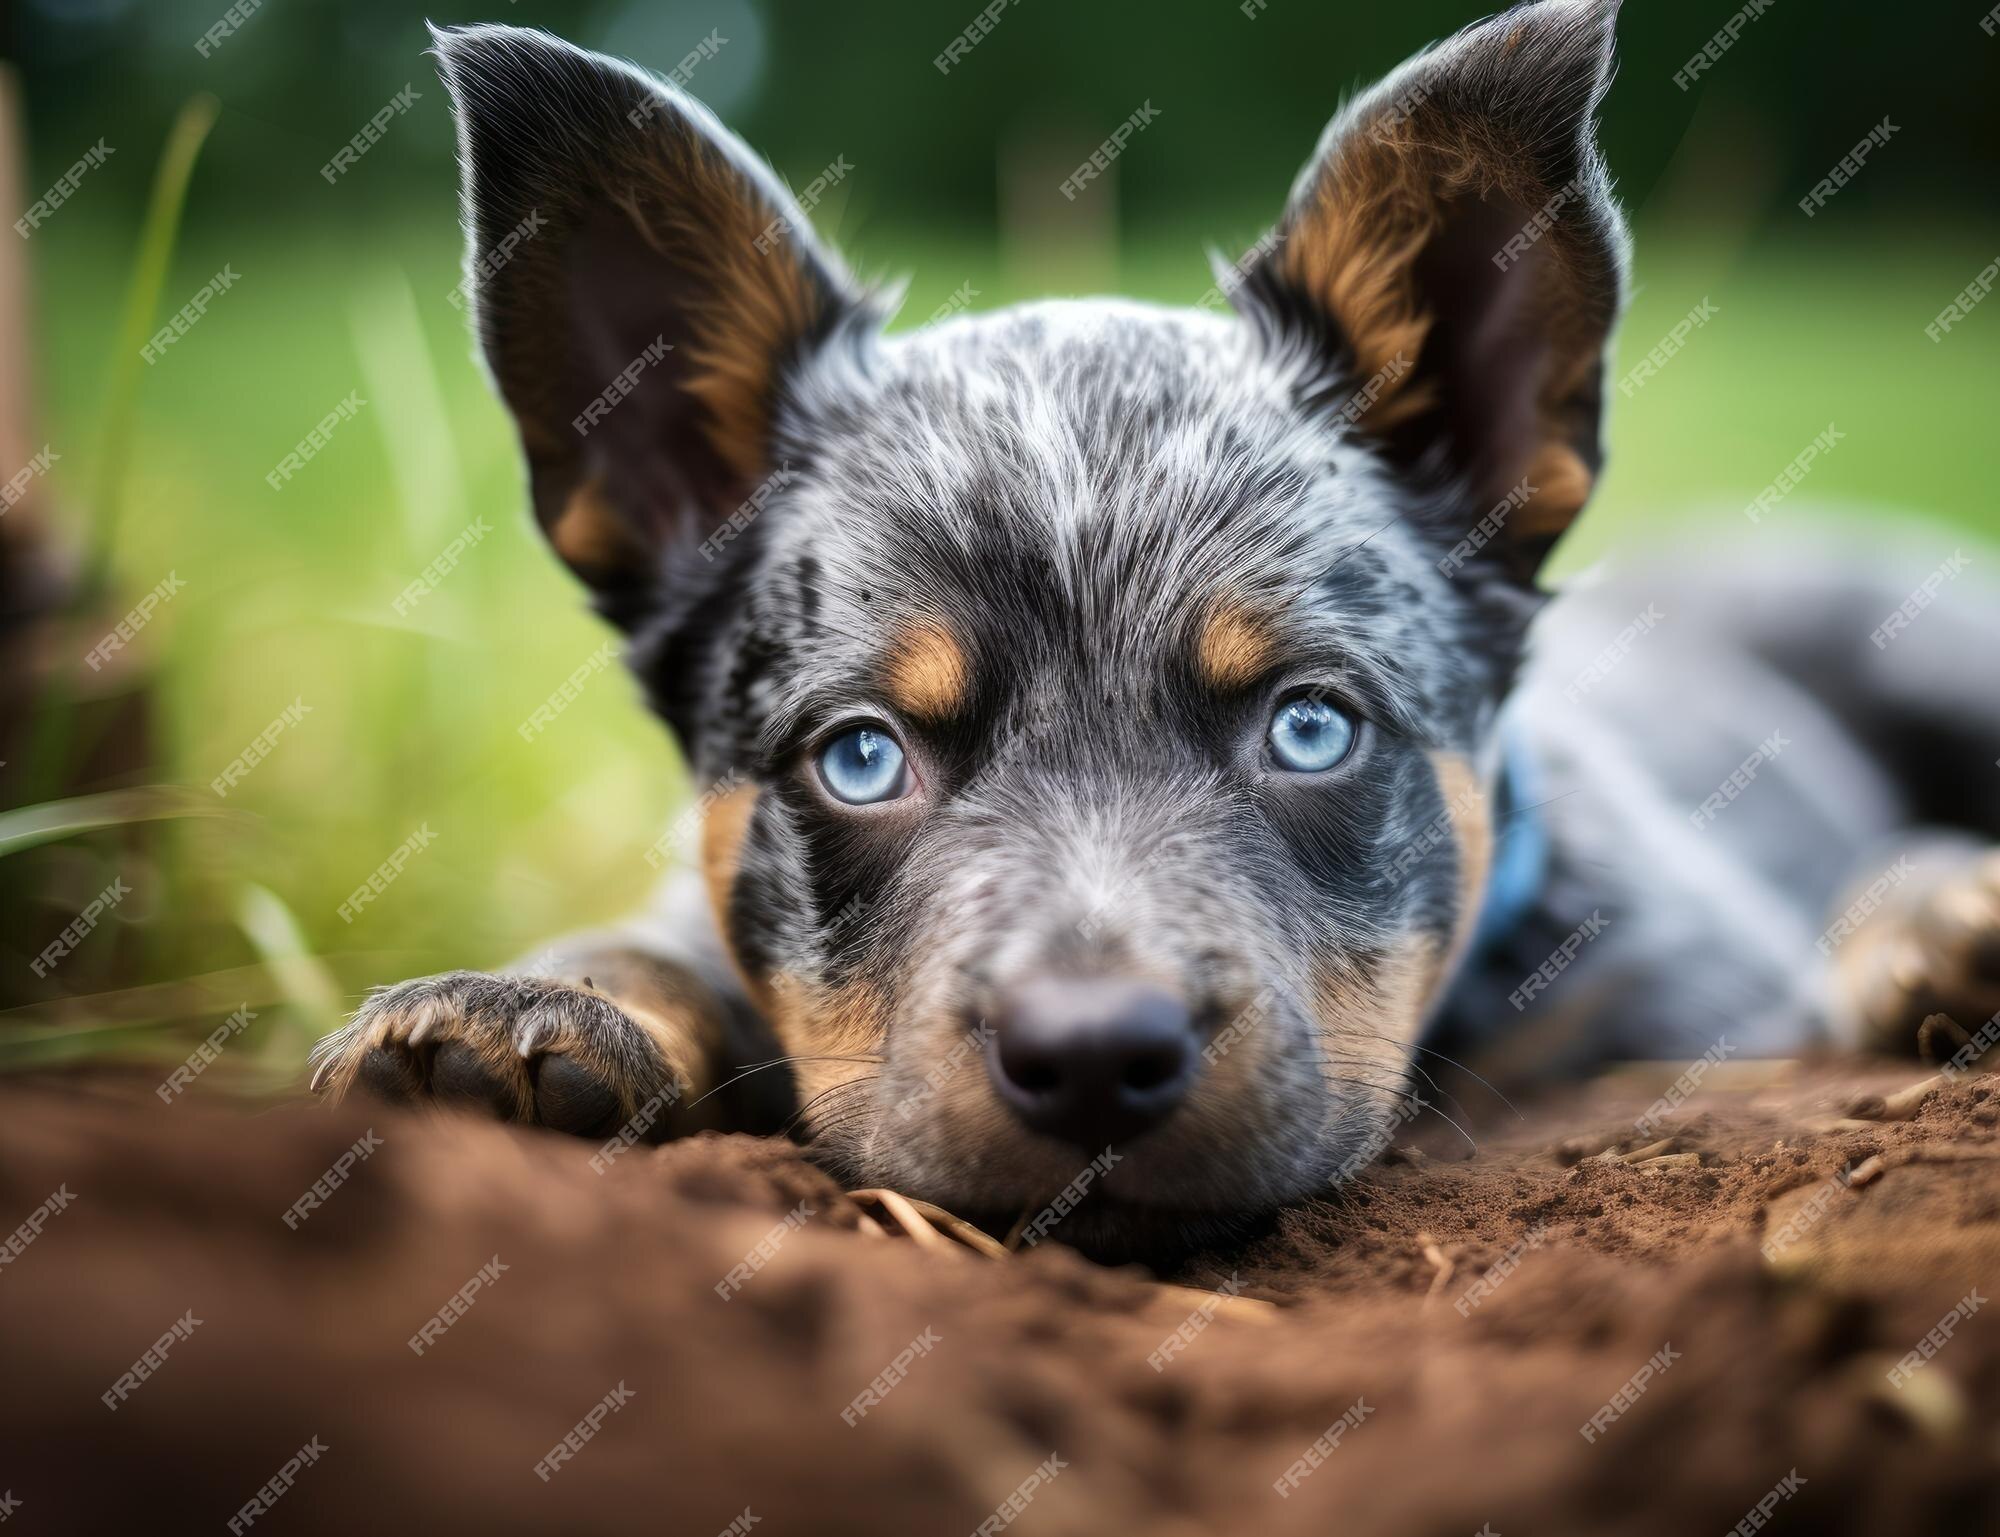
[{"left": 3, "top": 1057, "right": 1999, "bottom": 1536}]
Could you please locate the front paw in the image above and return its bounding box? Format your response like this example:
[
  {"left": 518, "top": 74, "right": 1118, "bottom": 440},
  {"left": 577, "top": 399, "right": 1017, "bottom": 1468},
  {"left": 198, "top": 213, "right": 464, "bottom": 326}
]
[
  {"left": 309, "top": 972, "right": 688, "bottom": 1138},
  {"left": 1834, "top": 850, "right": 2000, "bottom": 1053}
]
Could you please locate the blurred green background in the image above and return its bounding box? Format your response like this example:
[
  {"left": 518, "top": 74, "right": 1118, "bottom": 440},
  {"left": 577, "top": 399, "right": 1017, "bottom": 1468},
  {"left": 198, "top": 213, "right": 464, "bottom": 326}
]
[{"left": 2, "top": 0, "right": 1996, "bottom": 1074}]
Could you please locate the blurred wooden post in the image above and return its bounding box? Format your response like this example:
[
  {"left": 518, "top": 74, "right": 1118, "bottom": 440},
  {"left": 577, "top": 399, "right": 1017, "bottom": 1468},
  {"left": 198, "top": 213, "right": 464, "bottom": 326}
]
[
  {"left": 0, "top": 62, "right": 65, "bottom": 654},
  {"left": 0, "top": 58, "right": 69, "bottom": 804},
  {"left": 0, "top": 67, "right": 155, "bottom": 1008},
  {"left": 0, "top": 65, "right": 27, "bottom": 477}
]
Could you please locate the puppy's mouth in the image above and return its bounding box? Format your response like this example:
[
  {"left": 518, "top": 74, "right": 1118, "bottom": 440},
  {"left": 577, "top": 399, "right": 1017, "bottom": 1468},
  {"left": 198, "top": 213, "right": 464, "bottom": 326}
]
[{"left": 915, "top": 1186, "right": 1278, "bottom": 1268}]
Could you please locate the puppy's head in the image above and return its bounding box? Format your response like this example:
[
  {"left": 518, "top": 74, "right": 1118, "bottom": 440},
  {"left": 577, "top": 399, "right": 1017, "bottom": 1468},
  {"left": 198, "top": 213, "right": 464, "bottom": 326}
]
[{"left": 436, "top": 0, "right": 1627, "bottom": 1255}]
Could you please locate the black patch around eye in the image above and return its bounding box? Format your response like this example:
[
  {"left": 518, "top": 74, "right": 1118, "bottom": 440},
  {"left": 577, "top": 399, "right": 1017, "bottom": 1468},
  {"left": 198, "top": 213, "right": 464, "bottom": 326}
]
[
  {"left": 1254, "top": 743, "right": 1405, "bottom": 895},
  {"left": 767, "top": 777, "right": 923, "bottom": 982}
]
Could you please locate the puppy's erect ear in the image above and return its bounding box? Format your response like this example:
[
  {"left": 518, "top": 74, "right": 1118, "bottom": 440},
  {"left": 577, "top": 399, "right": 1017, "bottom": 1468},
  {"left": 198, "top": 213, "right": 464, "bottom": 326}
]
[
  {"left": 1238, "top": 0, "right": 1627, "bottom": 580},
  {"left": 432, "top": 24, "right": 872, "bottom": 628}
]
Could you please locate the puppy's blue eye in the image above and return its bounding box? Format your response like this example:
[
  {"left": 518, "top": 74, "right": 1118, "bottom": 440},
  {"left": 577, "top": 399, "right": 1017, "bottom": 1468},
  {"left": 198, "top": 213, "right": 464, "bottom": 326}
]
[
  {"left": 1268, "top": 695, "right": 1356, "bottom": 773},
  {"left": 817, "top": 725, "right": 910, "bottom": 805}
]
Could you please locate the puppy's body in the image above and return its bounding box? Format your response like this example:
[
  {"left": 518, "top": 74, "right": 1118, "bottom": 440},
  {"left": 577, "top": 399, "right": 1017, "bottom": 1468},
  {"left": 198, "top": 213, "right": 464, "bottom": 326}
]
[
  {"left": 311, "top": 3, "right": 2000, "bottom": 1258},
  {"left": 1443, "top": 549, "right": 2000, "bottom": 1075}
]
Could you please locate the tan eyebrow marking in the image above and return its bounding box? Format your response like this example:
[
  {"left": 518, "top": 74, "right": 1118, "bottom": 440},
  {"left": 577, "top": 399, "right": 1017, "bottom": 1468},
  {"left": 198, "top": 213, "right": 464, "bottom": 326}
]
[
  {"left": 884, "top": 620, "right": 971, "bottom": 720},
  {"left": 1196, "top": 599, "right": 1279, "bottom": 691}
]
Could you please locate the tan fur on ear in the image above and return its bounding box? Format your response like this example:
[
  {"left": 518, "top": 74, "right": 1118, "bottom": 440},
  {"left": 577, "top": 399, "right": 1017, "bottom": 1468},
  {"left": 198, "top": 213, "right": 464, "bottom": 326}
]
[
  {"left": 549, "top": 474, "right": 648, "bottom": 574},
  {"left": 1254, "top": 0, "right": 1628, "bottom": 568},
  {"left": 621, "top": 139, "right": 838, "bottom": 487},
  {"left": 1517, "top": 441, "right": 1594, "bottom": 538},
  {"left": 1275, "top": 124, "right": 1457, "bottom": 434},
  {"left": 436, "top": 22, "right": 866, "bottom": 604},
  {"left": 1277, "top": 119, "right": 1590, "bottom": 455}
]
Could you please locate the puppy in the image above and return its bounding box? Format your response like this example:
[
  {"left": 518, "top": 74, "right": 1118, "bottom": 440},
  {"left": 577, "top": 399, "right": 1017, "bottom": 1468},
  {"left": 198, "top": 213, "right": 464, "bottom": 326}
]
[{"left": 312, "top": 1, "right": 2000, "bottom": 1257}]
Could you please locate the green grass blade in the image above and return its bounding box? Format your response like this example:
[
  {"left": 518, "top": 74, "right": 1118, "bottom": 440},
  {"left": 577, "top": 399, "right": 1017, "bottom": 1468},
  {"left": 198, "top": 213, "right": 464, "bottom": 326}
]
[
  {"left": 234, "top": 882, "right": 345, "bottom": 1050},
  {"left": 0, "top": 785, "right": 220, "bottom": 859},
  {"left": 84, "top": 91, "right": 220, "bottom": 594},
  {"left": 19, "top": 93, "right": 220, "bottom": 805}
]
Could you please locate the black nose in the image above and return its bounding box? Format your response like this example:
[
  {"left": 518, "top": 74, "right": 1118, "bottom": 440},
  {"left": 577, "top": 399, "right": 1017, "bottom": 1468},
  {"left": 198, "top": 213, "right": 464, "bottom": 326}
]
[{"left": 987, "top": 977, "right": 1200, "bottom": 1146}]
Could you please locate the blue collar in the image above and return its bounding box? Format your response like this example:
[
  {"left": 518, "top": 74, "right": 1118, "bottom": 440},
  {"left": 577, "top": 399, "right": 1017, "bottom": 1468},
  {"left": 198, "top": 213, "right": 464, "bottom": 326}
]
[{"left": 1470, "top": 727, "right": 1548, "bottom": 956}]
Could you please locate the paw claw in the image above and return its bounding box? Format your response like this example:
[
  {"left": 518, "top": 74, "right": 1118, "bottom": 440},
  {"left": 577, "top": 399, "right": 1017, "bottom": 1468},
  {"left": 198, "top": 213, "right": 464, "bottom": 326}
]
[
  {"left": 514, "top": 1010, "right": 557, "bottom": 1058},
  {"left": 306, "top": 1041, "right": 344, "bottom": 1095},
  {"left": 403, "top": 995, "right": 457, "bottom": 1049}
]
